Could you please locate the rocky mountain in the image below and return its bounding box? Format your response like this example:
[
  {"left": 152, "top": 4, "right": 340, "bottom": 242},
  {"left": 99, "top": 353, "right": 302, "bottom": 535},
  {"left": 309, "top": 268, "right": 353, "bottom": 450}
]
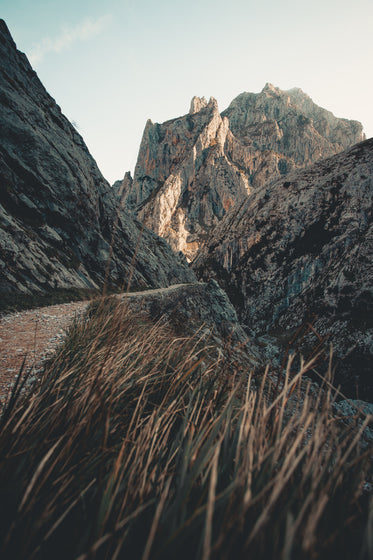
[
  {"left": 0, "top": 20, "right": 195, "bottom": 303},
  {"left": 119, "top": 96, "right": 251, "bottom": 260},
  {"left": 118, "top": 84, "right": 364, "bottom": 260},
  {"left": 223, "top": 83, "right": 365, "bottom": 176},
  {"left": 193, "top": 138, "right": 373, "bottom": 400},
  {"left": 1, "top": 17, "right": 371, "bottom": 400}
]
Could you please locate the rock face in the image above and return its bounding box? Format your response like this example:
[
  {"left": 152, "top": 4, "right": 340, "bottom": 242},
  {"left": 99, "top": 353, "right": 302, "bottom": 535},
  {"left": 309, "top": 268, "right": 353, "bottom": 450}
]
[
  {"left": 0, "top": 20, "right": 195, "bottom": 301},
  {"left": 112, "top": 171, "right": 133, "bottom": 204},
  {"left": 194, "top": 139, "right": 373, "bottom": 400},
  {"left": 122, "top": 280, "right": 263, "bottom": 370},
  {"left": 123, "top": 97, "right": 250, "bottom": 260},
  {"left": 120, "top": 84, "right": 364, "bottom": 260},
  {"left": 124, "top": 280, "right": 251, "bottom": 340},
  {"left": 223, "top": 83, "right": 365, "bottom": 180}
]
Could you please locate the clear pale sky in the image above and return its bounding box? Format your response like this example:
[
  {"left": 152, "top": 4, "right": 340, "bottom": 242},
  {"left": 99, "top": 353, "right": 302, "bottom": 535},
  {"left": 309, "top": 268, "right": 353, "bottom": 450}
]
[{"left": 1, "top": 0, "right": 372, "bottom": 184}]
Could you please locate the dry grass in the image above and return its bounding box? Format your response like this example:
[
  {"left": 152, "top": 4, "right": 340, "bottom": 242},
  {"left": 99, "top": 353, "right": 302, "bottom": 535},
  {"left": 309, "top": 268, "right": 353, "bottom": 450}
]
[{"left": 0, "top": 296, "right": 371, "bottom": 559}]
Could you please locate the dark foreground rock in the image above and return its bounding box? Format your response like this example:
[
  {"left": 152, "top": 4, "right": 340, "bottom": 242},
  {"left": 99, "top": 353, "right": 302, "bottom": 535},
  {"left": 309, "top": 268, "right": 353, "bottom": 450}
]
[{"left": 121, "top": 280, "right": 263, "bottom": 369}]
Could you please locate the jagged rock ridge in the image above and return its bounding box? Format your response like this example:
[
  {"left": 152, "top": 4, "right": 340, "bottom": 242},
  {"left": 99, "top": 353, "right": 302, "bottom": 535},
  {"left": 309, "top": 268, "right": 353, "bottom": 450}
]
[
  {"left": 193, "top": 138, "right": 373, "bottom": 399},
  {"left": 120, "top": 97, "right": 250, "bottom": 260},
  {"left": 0, "top": 19, "right": 195, "bottom": 300},
  {"left": 223, "top": 83, "right": 365, "bottom": 177},
  {"left": 118, "top": 84, "right": 364, "bottom": 260}
]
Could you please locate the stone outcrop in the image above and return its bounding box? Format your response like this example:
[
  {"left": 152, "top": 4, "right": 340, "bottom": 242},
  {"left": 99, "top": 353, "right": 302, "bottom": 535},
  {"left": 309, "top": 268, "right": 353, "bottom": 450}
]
[
  {"left": 189, "top": 96, "right": 209, "bottom": 114},
  {"left": 194, "top": 139, "right": 373, "bottom": 400},
  {"left": 120, "top": 84, "right": 364, "bottom": 260},
  {"left": 121, "top": 280, "right": 263, "bottom": 370},
  {"left": 0, "top": 20, "right": 195, "bottom": 301},
  {"left": 122, "top": 97, "right": 251, "bottom": 260},
  {"left": 112, "top": 171, "right": 133, "bottom": 204},
  {"left": 124, "top": 280, "right": 252, "bottom": 340},
  {"left": 222, "top": 83, "right": 365, "bottom": 177}
]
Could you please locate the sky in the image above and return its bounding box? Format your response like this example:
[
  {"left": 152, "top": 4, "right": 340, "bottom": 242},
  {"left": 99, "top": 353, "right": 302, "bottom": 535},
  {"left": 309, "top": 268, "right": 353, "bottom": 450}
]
[{"left": 1, "top": 0, "right": 373, "bottom": 184}]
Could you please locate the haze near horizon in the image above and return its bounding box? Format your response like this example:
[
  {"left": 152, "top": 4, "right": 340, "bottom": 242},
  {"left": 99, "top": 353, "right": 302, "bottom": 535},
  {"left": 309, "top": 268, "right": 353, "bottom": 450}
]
[{"left": 1, "top": 0, "right": 372, "bottom": 184}]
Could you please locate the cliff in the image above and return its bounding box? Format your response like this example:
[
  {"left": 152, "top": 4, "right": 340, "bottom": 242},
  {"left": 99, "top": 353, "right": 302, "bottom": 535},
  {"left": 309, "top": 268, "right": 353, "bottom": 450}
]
[
  {"left": 121, "top": 84, "right": 364, "bottom": 260},
  {"left": 122, "top": 97, "right": 250, "bottom": 260},
  {"left": 194, "top": 138, "right": 373, "bottom": 399},
  {"left": 0, "top": 20, "right": 195, "bottom": 301}
]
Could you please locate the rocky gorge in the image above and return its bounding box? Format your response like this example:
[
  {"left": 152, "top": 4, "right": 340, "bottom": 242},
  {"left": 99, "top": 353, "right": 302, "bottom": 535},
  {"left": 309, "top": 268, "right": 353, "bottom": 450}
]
[
  {"left": 0, "top": 17, "right": 372, "bottom": 560},
  {"left": 113, "top": 81, "right": 371, "bottom": 399},
  {"left": 0, "top": 17, "right": 372, "bottom": 398},
  {"left": 194, "top": 138, "right": 373, "bottom": 399}
]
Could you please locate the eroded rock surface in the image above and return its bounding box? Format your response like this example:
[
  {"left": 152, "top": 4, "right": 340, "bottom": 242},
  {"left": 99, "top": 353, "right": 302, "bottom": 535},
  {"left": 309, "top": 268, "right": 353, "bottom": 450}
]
[
  {"left": 123, "top": 97, "right": 250, "bottom": 260},
  {"left": 120, "top": 84, "right": 363, "bottom": 260},
  {"left": 194, "top": 139, "right": 373, "bottom": 399},
  {"left": 223, "top": 83, "right": 365, "bottom": 179},
  {"left": 0, "top": 20, "right": 195, "bottom": 302},
  {"left": 121, "top": 280, "right": 262, "bottom": 369}
]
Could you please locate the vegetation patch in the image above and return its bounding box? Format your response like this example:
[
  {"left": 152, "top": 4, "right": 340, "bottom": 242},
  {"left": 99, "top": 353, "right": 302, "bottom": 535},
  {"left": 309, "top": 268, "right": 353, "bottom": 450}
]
[{"left": 0, "top": 299, "right": 371, "bottom": 559}]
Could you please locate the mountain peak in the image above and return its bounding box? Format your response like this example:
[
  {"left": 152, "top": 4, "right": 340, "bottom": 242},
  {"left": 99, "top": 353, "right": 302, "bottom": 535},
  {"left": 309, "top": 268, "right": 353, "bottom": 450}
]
[
  {"left": 120, "top": 83, "right": 365, "bottom": 261},
  {"left": 262, "top": 82, "right": 278, "bottom": 93},
  {"left": 189, "top": 96, "right": 218, "bottom": 114},
  {"left": 0, "top": 19, "right": 18, "bottom": 55},
  {"left": 0, "top": 19, "right": 12, "bottom": 40},
  {"left": 223, "top": 85, "right": 365, "bottom": 158},
  {"left": 189, "top": 96, "right": 208, "bottom": 114},
  {"left": 288, "top": 86, "right": 305, "bottom": 94}
]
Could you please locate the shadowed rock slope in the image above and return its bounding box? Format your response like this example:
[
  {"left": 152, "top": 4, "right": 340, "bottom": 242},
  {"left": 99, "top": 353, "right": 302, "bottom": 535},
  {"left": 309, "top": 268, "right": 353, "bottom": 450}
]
[
  {"left": 0, "top": 20, "right": 195, "bottom": 301},
  {"left": 118, "top": 85, "right": 364, "bottom": 260},
  {"left": 194, "top": 139, "right": 373, "bottom": 399}
]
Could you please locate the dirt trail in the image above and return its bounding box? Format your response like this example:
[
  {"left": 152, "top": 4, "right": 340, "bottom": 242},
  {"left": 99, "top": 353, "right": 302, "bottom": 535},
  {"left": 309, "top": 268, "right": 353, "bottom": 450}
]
[
  {"left": 0, "top": 283, "right": 199, "bottom": 403},
  {"left": 0, "top": 300, "right": 89, "bottom": 403},
  {"left": 120, "top": 282, "right": 201, "bottom": 298}
]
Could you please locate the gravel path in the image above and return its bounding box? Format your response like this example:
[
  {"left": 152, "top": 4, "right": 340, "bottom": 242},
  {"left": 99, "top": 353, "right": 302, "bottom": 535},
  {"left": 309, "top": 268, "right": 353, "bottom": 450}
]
[
  {"left": 0, "top": 300, "right": 89, "bottom": 404},
  {"left": 0, "top": 283, "right": 199, "bottom": 404}
]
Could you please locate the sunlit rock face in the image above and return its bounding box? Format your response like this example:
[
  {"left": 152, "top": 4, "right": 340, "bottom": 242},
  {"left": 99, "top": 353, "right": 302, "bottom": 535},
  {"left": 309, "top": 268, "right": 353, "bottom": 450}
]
[
  {"left": 0, "top": 20, "right": 195, "bottom": 298},
  {"left": 123, "top": 97, "right": 250, "bottom": 261},
  {"left": 121, "top": 84, "right": 364, "bottom": 260},
  {"left": 221, "top": 83, "right": 365, "bottom": 196},
  {"left": 222, "top": 83, "right": 365, "bottom": 178},
  {"left": 193, "top": 138, "right": 373, "bottom": 399}
]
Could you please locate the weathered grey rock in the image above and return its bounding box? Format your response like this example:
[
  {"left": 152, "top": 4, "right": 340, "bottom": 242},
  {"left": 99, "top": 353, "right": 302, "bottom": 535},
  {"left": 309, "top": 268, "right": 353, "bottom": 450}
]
[
  {"left": 333, "top": 399, "right": 373, "bottom": 418},
  {"left": 332, "top": 399, "right": 373, "bottom": 448},
  {"left": 194, "top": 139, "right": 373, "bottom": 399},
  {"left": 120, "top": 85, "right": 364, "bottom": 260},
  {"left": 121, "top": 280, "right": 262, "bottom": 368},
  {"left": 124, "top": 280, "right": 243, "bottom": 338},
  {"left": 122, "top": 97, "right": 251, "bottom": 260},
  {"left": 0, "top": 20, "right": 195, "bottom": 301},
  {"left": 222, "top": 83, "right": 365, "bottom": 179}
]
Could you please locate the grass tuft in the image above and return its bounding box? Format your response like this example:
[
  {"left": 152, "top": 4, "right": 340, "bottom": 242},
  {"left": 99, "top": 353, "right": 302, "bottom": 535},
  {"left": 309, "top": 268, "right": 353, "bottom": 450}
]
[{"left": 0, "top": 297, "right": 371, "bottom": 559}]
